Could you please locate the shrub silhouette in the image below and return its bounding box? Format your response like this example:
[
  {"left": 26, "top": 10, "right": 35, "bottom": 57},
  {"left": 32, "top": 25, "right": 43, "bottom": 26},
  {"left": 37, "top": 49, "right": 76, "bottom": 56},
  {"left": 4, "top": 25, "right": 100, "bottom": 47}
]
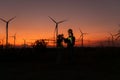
[{"left": 32, "top": 39, "right": 47, "bottom": 48}]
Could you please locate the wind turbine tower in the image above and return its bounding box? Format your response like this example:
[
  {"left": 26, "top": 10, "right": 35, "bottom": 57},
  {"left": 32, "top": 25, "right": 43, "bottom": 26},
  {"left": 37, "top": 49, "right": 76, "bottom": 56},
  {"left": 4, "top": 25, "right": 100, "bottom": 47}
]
[
  {"left": 79, "top": 28, "right": 88, "bottom": 47},
  {"left": 0, "top": 17, "right": 16, "bottom": 47},
  {"left": 48, "top": 16, "right": 66, "bottom": 47},
  {"left": 23, "top": 39, "right": 26, "bottom": 47},
  {"left": 10, "top": 33, "right": 16, "bottom": 47},
  {"left": 109, "top": 33, "right": 114, "bottom": 46}
]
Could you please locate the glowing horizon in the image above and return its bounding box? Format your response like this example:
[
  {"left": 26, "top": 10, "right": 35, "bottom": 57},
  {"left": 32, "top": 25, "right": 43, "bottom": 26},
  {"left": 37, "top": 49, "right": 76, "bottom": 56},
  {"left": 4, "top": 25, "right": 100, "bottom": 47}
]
[{"left": 0, "top": 0, "right": 120, "bottom": 46}]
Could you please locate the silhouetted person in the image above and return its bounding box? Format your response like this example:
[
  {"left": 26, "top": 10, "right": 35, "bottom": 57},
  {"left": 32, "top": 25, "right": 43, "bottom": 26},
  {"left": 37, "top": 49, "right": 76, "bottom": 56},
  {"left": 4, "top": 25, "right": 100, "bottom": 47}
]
[
  {"left": 57, "top": 34, "right": 64, "bottom": 48},
  {"left": 64, "top": 29, "right": 75, "bottom": 64},
  {"left": 64, "top": 29, "right": 75, "bottom": 48},
  {"left": 56, "top": 34, "right": 64, "bottom": 64}
]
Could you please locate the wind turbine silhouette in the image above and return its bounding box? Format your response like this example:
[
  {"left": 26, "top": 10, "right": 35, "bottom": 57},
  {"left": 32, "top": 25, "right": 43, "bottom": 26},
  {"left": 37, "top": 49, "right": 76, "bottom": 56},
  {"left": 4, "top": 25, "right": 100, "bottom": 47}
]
[
  {"left": 23, "top": 39, "right": 26, "bottom": 45},
  {"left": 79, "top": 28, "right": 88, "bottom": 47},
  {"left": 109, "top": 33, "right": 114, "bottom": 46},
  {"left": 23, "top": 39, "right": 27, "bottom": 48},
  {"left": 48, "top": 16, "right": 66, "bottom": 47},
  {"left": 0, "top": 17, "right": 16, "bottom": 47},
  {"left": 106, "top": 36, "right": 111, "bottom": 46},
  {"left": 0, "top": 38, "right": 4, "bottom": 46},
  {"left": 10, "top": 33, "right": 16, "bottom": 47},
  {"left": 115, "top": 24, "right": 120, "bottom": 40}
]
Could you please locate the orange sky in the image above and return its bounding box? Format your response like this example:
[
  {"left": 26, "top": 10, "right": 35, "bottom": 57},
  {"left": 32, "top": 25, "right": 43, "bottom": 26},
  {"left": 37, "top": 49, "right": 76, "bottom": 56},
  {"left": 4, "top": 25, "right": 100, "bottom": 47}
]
[{"left": 0, "top": 0, "right": 120, "bottom": 46}]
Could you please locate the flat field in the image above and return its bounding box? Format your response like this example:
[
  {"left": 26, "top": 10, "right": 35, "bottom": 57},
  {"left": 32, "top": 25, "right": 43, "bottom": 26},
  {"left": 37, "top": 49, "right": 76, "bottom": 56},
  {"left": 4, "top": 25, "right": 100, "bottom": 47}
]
[{"left": 0, "top": 47, "right": 119, "bottom": 80}]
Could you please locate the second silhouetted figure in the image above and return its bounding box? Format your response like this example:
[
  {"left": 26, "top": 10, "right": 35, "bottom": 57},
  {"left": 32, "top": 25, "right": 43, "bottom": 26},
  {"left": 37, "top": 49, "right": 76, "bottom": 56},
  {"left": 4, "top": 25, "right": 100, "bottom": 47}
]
[{"left": 64, "top": 29, "right": 75, "bottom": 48}]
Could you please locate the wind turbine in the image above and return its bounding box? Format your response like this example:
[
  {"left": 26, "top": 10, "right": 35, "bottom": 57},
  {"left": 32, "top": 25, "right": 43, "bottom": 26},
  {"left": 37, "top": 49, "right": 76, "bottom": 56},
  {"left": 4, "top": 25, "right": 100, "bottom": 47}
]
[
  {"left": 115, "top": 24, "right": 120, "bottom": 40},
  {"left": 107, "top": 36, "right": 111, "bottom": 46},
  {"left": 0, "top": 38, "right": 4, "bottom": 46},
  {"left": 0, "top": 17, "right": 16, "bottom": 47},
  {"left": 48, "top": 16, "right": 66, "bottom": 47},
  {"left": 109, "top": 33, "right": 114, "bottom": 46},
  {"left": 10, "top": 33, "right": 16, "bottom": 47},
  {"left": 79, "top": 28, "right": 88, "bottom": 47},
  {"left": 23, "top": 39, "right": 26, "bottom": 47}
]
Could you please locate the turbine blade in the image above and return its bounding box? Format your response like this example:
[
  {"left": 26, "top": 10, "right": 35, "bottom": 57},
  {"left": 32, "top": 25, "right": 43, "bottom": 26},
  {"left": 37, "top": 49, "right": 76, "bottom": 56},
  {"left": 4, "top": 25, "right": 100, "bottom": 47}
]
[
  {"left": 79, "top": 34, "right": 83, "bottom": 38},
  {"left": 48, "top": 16, "right": 57, "bottom": 23},
  {"left": 58, "top": 20, "right": 67, "bottom": 24},
  {"left": 54, "top": 27, "right": 57, "bottom": 33},
  {"left": 53, "top": 27, "right": 56, "bottom": 41},
  {"left": 79, "top": 28, "right": 82, "bottom": 34},
  {"left": 109, "top": 33, "right": 114, "bottom": 38},
  {"left": 14, "top": 33, "right": 17, "bottom": 36},
  {"left": 8, "top": 16, "right": 16, "bottom": 22},
  {"left": 0, "top": 18, "right": 7, "bottom": 22},
  {"left": 116, "top": 35, "right": 120, "bottom": 40},
  {"left": 115, "top": 32, "right": 120, "bottom": 36},
  {"left": 54, "top": 26, "right": 57, "bottom": 37},
  {"left": 109, "top": 33, "right": 112, "bottom": 36}
]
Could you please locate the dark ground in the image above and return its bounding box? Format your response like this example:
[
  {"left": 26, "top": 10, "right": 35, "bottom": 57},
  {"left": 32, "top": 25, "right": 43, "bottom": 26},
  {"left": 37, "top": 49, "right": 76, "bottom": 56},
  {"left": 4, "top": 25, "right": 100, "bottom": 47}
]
[{"left": 0, "top": 47, "right": 120, "bottom": 80}]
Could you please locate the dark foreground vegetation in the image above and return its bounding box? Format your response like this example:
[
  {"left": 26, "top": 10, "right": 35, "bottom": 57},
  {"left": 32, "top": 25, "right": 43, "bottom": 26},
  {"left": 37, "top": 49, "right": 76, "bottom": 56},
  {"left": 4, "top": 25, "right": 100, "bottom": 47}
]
[{"left": 0, "top": 47, "right": 120, "bottom": 80}]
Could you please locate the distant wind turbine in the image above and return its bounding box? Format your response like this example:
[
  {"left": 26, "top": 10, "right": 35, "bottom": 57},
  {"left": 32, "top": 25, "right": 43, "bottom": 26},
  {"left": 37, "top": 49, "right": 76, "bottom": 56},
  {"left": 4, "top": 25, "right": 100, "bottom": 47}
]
[
  {"left": 48, "top": 16, "right": 66, "bottom": 47},
  {"left": 109, "top": 33, "right": 114, "bottom": 46},
  {"left": 0, "top": 38, "right": 4, "bottom": 45},
  {"left": 115, "top": 24, "right": 120, "bottom": 40},
  {"left": 23, "top": 39, "right": 26, "bottom": 46},
  {"left": 115, "top": 35, "right": 120, "bottom": 40},
  {"left": 107, "top": 36, "right": 111, "bottom": 46},
  {"left": 0, "top": 17, "right": 16, "bottom": 47},
  {"left": 10, "top": 33, "right": 16, "bottom": 47},
  {"left": 79, "top": 28, "right": 88, "bottom": 47}
]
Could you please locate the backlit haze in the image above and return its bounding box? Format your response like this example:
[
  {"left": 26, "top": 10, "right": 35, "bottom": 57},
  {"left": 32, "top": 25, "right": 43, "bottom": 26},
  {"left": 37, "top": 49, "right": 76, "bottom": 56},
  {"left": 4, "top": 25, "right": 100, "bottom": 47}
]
[{"left": 0, "top": 0, "right": 120, "bottom": 47}]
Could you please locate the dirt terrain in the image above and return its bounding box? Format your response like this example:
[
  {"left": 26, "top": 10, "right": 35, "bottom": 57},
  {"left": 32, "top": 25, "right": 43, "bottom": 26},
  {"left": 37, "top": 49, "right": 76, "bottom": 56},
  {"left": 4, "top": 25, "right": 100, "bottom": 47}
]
[{"left": 0, "top": 47, "right": 119, "bottom": 80}]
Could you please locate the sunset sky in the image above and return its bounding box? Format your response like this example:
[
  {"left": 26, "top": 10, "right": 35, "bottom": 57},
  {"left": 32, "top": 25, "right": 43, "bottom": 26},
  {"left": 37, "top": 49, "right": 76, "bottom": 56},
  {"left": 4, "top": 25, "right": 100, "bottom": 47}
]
[{"left": 0, "top": 0, "right": 120, "bottom": 45}]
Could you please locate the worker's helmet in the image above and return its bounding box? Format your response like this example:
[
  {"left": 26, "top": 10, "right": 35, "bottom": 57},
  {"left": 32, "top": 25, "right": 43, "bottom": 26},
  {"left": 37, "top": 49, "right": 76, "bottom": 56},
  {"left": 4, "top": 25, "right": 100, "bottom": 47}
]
[{"left": 68, "top": 29, "right": 73, "bottom": 33}]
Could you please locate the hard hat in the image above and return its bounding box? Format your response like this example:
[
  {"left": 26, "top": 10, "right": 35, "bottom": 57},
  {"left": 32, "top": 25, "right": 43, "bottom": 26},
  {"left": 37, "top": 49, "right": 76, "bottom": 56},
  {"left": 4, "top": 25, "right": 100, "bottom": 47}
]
[{"left": 68, "top": 29, "right": 73, "bottom": 33}]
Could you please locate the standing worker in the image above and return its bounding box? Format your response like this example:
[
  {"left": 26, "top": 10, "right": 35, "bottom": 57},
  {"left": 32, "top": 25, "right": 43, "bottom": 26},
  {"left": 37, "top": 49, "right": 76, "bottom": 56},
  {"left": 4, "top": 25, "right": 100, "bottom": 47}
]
[
  {"left": 64, "top": 29, "right": 75, "bottom": 48},
  {"left": 64, "top": 29, "right": 75, "bottom": 64},
  {"left": 56, "top": 34, "right": 64, "bottom": 64},
  {"left": 57, "top": 34, "right": 64, "bottom": 48}
]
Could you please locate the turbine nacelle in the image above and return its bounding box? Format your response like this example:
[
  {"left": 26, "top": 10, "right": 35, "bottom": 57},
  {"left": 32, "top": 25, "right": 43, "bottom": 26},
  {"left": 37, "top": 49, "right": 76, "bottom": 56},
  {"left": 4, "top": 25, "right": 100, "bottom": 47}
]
[
  {"left": 0, "top": 16, "right": 16, "bottom": 23},
  {"left": 48, "top": 16, "right": 67, "bottom": 24},
  {"left": 79, "top": 28, "right": 88, "bottom": 37}
]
